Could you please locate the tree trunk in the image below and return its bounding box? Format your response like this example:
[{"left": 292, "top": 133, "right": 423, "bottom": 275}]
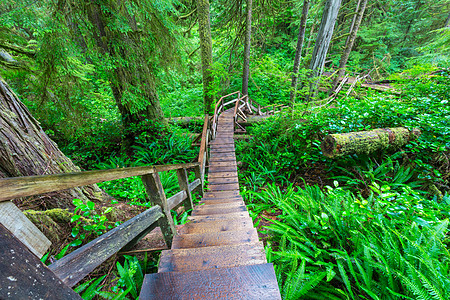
[
  {"left": 321, "top": 127, "right": 421, "bottom": 158},
  {"left": 290, "top": 0, "right": 311, "bottom": 104},
  {"left": 445, "top": 11, "right": 450, "bottom": 27},
  {"left": 85, "top": 1, "right": 167, "bottom": 145},
  {"left": 242, "top": 0, "right": 253, "bottom": 96},
  {"left": 196, "top": 0, "right": 214, "bottom": 113},
  {"left": 331, "top": 0, "right": 367, "bottom": 92},
  {"left": 307, "top": 0, "right": 342, "bottom": 99},
  {"left": 345, "top": 0, "right": 362, "bottom": 47},
  {"left": 0, "top": 77, "right": 109, "bottom": 209}
]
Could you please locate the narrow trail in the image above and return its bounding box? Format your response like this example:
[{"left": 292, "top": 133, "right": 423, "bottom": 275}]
[{"left": 140, "top": 109, "right": 281, "bottom": 299}]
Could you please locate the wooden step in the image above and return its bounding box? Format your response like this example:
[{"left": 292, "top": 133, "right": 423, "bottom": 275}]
[
  {"left": 209, "top": 156, "right": 236, "bottom": 162},
  {"left": 188, "top": 211, "right": 250, "bottom": 223},
  {"left": 200, "top": 198, "right": 243, "bottom": 205},
  {"left": 209, "top": 161, "right": 237, "bottom": 167},
  {"left": 140, "top": 263, "right": 281, "bottom": 299},
  {"left": 207, "top": 171, "right": 238, "bottom": 179},
  {"left": 171, "top": 229, "right": 259, "bottom": 249},
  {"left": 192, "top": 203, "right": 247, "bottom": 216},
  {"left": 207, "top": 177, "right": 239, "bottom": 185},
  {"left": 179, "top": 217, "right": 254, "bottom": 234},
  {"left": 209, "top": 147, "right": 235, "bottom": 153},
  {"left": 158, "top": 242, "right": 266, "bottom": 272},
  {"left": 204, "top": 190, "right": 240, "bottom": 198},
  {"left": 208, "top": 183, "right": 240, "bottom": 191},
  {"left": 208, "top": 166, "right": 237, "bottom": 173}
]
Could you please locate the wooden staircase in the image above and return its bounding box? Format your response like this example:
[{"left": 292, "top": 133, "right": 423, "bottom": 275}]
[{"left": 140, "top": 110, "right": 281, "bottom": 299}]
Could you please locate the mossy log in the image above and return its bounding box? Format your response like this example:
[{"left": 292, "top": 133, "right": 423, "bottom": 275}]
[{"left": 321, "top": 127, "right": 421, "bottom": 158}]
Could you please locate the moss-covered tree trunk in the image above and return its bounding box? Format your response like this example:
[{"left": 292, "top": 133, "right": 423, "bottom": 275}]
[
  {"left": 290, "top": 0, "right": 310, "bottom": 104},
  {"left": 321, "top": 127, "right": 421, "bottom": 158},
  {"left": 196, "top": 0, "right": 214, "bottom": 113},
  {"left": 0, "top": 77, "right": 108, "bottom": 209},
  {"left": 242, "top": 0, "right": 253, "bottom": 96}
]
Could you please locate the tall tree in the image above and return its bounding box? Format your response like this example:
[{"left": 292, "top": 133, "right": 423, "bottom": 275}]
[
  {"left": 290, "top": 0, "right": 311, "bottom": 104},
  {"left": 196, "top": 0, "right": 214, "bottom": 113},
  {"left": 0, "top": 77, "right": 108, "bottom": 208},
  {"left": 242, "top": 0, "right": 253, "bottom": 96},
  {"left": 331, "top": 0, "right": 367, "bottom": 91},
  {"left": 80, "top": 0, "right": 171, "bottom": 142},
  {"left": 306, "top": 0, "right": 342, "bottom": 99}
]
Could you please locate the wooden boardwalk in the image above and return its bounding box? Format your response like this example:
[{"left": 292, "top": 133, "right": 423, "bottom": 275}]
[{"left": 140, "top": 110, "right": 281, "bottom": 299}]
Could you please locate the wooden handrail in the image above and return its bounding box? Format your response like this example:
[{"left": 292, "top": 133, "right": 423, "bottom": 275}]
[
  {"left": 49, "top": 205, "right": 164, "bottom": 287},
  {"left": 0, "top": 162, "right": 199, "bottom": 202}
]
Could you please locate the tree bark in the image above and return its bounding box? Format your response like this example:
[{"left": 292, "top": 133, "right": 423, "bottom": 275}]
[
  {"left": 0, "top": 77, "right": 109, "bottom": 209},
  {"left": 242, "top": 0, "right": 253, "bottom": 96},
  {"left": 321, "top": 127, "right": 421, "bottom": 158},
  {"left": 290, "top": 0, "right": 311, "bottom": 104},
  {"left": 196, "top": 0, "right": 214, "bottom": 113},
  {"left": 307, "top": 0, "right": 342, "bottom": 99},
  {"left": 331, "top": 0, "right": 367, "bottom": 92}
]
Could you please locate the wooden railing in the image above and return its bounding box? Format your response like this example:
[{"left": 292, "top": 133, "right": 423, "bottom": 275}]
[{"left": 0, "top": 161, "right": 203, "bottom": 288}]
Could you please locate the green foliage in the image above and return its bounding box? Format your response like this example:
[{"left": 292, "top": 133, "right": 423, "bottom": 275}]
[
  {"left": 251, "top": 183, "right": 450, "bottom": 299},
  {"left": 70, "top": 199, "right": 117, "bottom": 246}
]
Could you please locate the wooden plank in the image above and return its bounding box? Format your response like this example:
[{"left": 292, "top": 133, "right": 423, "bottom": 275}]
[
  {"left": 142, "top": 173, "right": 176, "bottom": 248},
  {"left": 208, "top": 156, "right": 236, "bottom": 162},
  {"left": 209, "top": 161, "right": 237, "bottom": 167},
  {"left": 192, "top": 204, "right": 247, "bottom": 216},
  {"left": 208, "top": 166, "right": 238, "bottom": 173},
  {"left": 208, "top": 183, "right": 240, "bottom": 191},
  {"left": 167, "top": 190, "right": 187, "bottom": 210},
  {"left": 0, "top": 201, "right": 51, "bottom": 258},
  {"left": 204, "top": 190, "right": 240, "bottom": 198},
  {"left": 171, "top": 229, "right": 259, "bottom": 249},
  {"left": 140, "top": 263, "right": 281, "bottom": 300},
  {"left": 207, "top": 177, "right": 239, "bottom": 184},
  {"left": 158, "top": 242, "right": 266, "bottom": 272},
  {"left": 197, "top": 115, "right": 209, "bottom": 171},
  {"left": 177, "top": 168, "right": 193, "bottom": 211},
  {"left": 188, "top": 211, "right": 250, "bottom": 222},
  {"left": 49, "top": 205, "right": 163, "bottom": 287},
  {"left": 0, "top": 162, "right": 199, "bottom": 202},
  {"left": 178, "top": 218, "right": 253, "bottom": 235},
  {"left": 0, "top": 224, "right": 82, "bottom": 299},
  {"left": 207, "top": 171, "right": 239, "bottom": 179},
  {"left": 192, "top": 166, "right": 204, "bottom": 197}
]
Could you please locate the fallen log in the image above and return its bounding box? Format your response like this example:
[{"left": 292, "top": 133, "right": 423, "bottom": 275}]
[{"left": 321, "top": 127, "right": 421, "bottom": 158}]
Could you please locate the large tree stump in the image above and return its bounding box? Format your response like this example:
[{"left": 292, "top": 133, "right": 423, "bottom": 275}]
[{"left": 321, "top": 127, "right": 421, "bottom": 158}]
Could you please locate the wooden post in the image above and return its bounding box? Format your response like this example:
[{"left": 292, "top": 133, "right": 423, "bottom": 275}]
[
  {"left": 176, "top": 168, "right": 194, "bottom": 212},
  {"left": 193, "top": 165, "right": 204, "bottom": 197},
  {"left": 0, "top": 201, "right": 51, "bottom": 258},
  {"left": 141, "top": 173, "right": 176, "bottom": 248}
]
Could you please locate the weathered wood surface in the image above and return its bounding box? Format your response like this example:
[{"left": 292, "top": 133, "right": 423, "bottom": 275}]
[
  {"left": 0, "top": 224, "right": 82, "bottom": 299},
  {"left": 0, "top": 201, "right": 51, "bottom": 258},
  {"left": 142, "top": 173, "right": 176, "bottom": 248},
  {"left": 321, "top": 127, "right": 421, "bottom": 158},
  {"left": 139, "top": 106, "right": 280, "bottom": 299},
  {"left": 158, "top": 242, "right": 266, "bottom": 272},
  {"left": 49, "top": 205, "right": 163, "bottom": 287},
  {"left": 0, "top": 162, "right": 199, "bottom": 202},
  {"left": 140, "top": 264, "right": 281, "bottom": 300},
  {"left": 177, "top": 168, "right": 194, "bottom": 211}
]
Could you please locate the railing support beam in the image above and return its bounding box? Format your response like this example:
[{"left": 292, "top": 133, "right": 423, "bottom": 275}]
[
  {"left": 141, "top": 173, "right": 176, "bottom": 248},
  {"left": 176, "top": 168, "right": 194, "bottom": 212}
]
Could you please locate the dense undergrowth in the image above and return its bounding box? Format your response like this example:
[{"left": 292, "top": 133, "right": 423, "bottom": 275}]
[{"left": 236, "top": 68, "right": 450, "bottom": 299}]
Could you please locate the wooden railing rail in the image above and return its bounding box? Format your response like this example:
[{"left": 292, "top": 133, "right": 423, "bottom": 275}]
[
  {"left": 0, "top": 162, "right": 200, "bottom": 202},
  {"left": 0, "top": 161, "right": 203, "bottom": 288}
]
